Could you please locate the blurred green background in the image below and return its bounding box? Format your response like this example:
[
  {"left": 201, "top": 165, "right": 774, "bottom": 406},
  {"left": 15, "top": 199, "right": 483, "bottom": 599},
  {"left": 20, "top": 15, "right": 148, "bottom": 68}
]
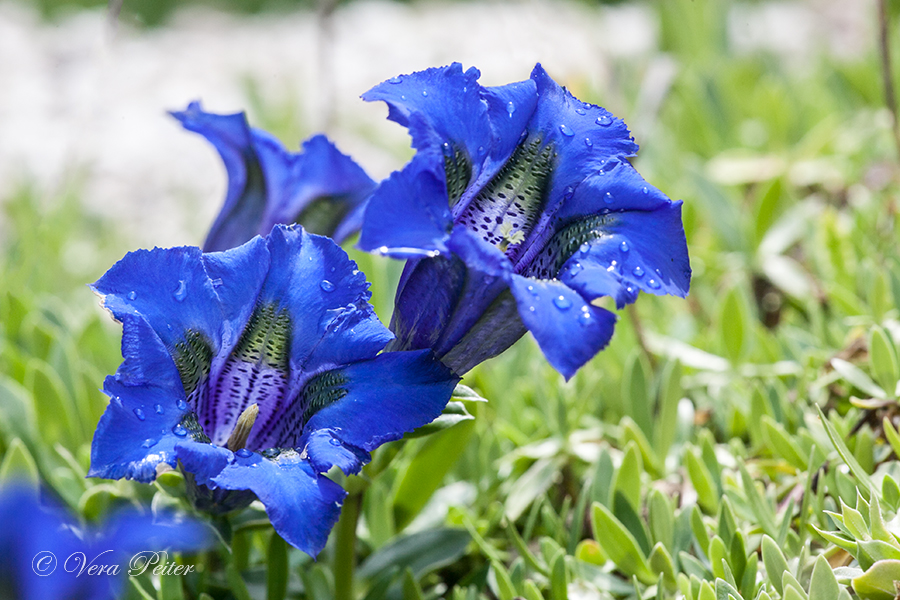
[{"left": 4, "top": 0, "right": 900, "bottom": 599}]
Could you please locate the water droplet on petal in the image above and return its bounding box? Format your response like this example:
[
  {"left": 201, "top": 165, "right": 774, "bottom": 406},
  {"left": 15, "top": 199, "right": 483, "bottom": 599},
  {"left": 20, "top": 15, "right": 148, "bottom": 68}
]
[
  {"left": 155, "top": 404, "right": 164, "bottom": 415},
  {"left": 173, "top": 280, "right": 187, "bottom": 302},
  {"left": 568, "top": 261, "right": 583, "bottom": 276},
  {"left": 506, "top": 101, "right": 515, "bottom": 115},
  {"left": 400, "top": 94, "right": 406, "bottom": 100},
  {"left": 632, "top": 266, "right": 644, "bottom": 278},
  {"left": 176, "top": 398, "right": 188, "bottom": 411},
  {"left": 142, "top": 438, "right": 157, "bottom": 448},
  {"left": 564, "top": 185, "right": 575, "bottom": 200},
  {"left": 642, "top": 186, "right": 649, "bottom": 194},
  {"left": 329, "top": 437, "right": 342, "bottom": 447},
  {"left": 477, "top": 146, "right": 486, "bottom": 156},
  {"left": 127, "top": 291, "right": 137, "bottom": 300},
  {"left": 388, "top": 75, "right": 402, "bottom": 84},
  {"left": 235, "top": 448, "right": 253, "bottom": 458},
  {"left": 442, "top": 142, "right": 452, "bottom": 156},
  {"left": 596, "top": 115, "right": 612, "bottom": 127},
  {"left": 647, "top": 278, "right": 661, "bottom": 290},
  {"left": 626, "top": 286, "right": 634, "bottom": 293},
  {"left": 210, "top": 278, "right": 223, "bottom": 288},
  {"left": 559, "top": 124, "right": 574, "bottom": 137},
  {"left": 604, "top": 192, "right": 614, "bottom": 204},
  {"left": 553, "top": 295, "right": 572, "bottom": 310},
  {"left": 578, "top": 308, "right": 592, "bottom": 327},
  {"left": 529, "top": 305, "right": 536, "bottom": 312},
  {"left": 172, "top": 424, "right": 187, "bottom": 437},
  {"left": 421, "top": 89, "right": 428, "bottom": 97},
  {"left": 320, "top": 280, "right": 335, "bottom": 292},
  {"left": 527, "top": 284, "right": 540, "bottom": 298},
  {"left": 575, "top": 107, "right": 586, "bottom": 115},
  {"left": 133, "top": 408, "right": 146, "bottom": 421},
  {"left": 620, "top": 241, "right": 629, "bottom": 253},
  {"left": 584, "top": 137, "right": 592, "bottom": 148},
  {"left": 579, "top": 242, "right": 591, "bottom": 255}
]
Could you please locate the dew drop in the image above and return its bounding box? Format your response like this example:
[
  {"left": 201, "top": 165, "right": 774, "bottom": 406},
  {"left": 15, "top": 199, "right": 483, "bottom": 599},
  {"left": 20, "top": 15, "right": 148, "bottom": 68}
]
[
  {"left": 568, "top": 261, "right": 583, "bottom": 276},
  {"left": 477, "top": 146, "right": 486, "bottom": 156},
  {"left": 176, "top": 398, "right": 188, "bottom": 411},
  {"left": 559, "top": 124, "right": 575, "bottom": 137},
  {"left": 422, "top": 90, "right": 429, "bottom": 97},
  {"left": 575, "top": 107, "right": 586, "bottom": 115},
  {"left": 320, "top": 280, "right": 335, "bottom": 292},
  {"left": 578, "top": 309, "right": 592, "bottom": 327},
  {"left": 596, "top": 115, "right": 612, "bottom": 127},
  {"left": 647, "top": 278, "right": 661, "bottom": 290},
  {"left": 329, "top": 438, "right": 342, "bottom": 447},
  {"left": 400, "top": 95, "right": 406, "bottom": 100},
  {"left": 642, "top": 186, "right": 649, "bottom": 194},
  {"left": 235, "top": 448, "right": 253, "bottom": 458},
  {"left": 553, "top": 295, "right": 572, "bottom": 310},
  {"left": 172, "top": 424, "right": 187, "bottom": 437},
  {"left": 579, "top": 242, "right": 591, "bottom": 255},
  {"left": 564, "top": 185, "right": 575, "bottom": 200},
  {"left": 632, "top": 266, "right": 644, "bottom": 278},
  {"left": 141, "top": 438, "right": 157, "bottom": 448},
  {"left": 604, "top": 192, "right": 614, "bottom": 204},
  {"left": 173, "top": 280, "right": 187, "bottom": 302},
  {"left": 210, "top": 278, "right": 224, "bottom": 288},
  {"left": 506, "top": 101, "right": 515, "bottom": 116},
  {"left": 388, "top": 75, "right": 402, "bottom": 84},
  {"left": 584, "top": 137, "right": 593, "bottom": 148},
  {"left": 528, "top": 305, "right": 536, "bottom": 312},
  {"left": 442, "top": 142, "right": 452, "bottom": 156},
  {"left": 154, "top": 404, "right": 164, "bottom": 415},
  {"left": 620, "top": 241, "right": 629, "bottom": 253},
  {"left": 127, "top": 291, "right": 137, "bottom": 300},
  {"left": 527, "top": 284, "right": 540, "bottom": 298},
  {"left": 133, "top": 408, "right": 146, "bottom": 421},
  {"left": 626, "top": 286, "right": 634, "bottom": 294}
]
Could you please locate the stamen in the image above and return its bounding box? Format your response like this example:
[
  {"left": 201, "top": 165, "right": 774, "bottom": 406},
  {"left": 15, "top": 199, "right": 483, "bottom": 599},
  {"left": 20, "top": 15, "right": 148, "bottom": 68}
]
[{"left": 226, "top": 403, "right": 260, "bottom": 451}]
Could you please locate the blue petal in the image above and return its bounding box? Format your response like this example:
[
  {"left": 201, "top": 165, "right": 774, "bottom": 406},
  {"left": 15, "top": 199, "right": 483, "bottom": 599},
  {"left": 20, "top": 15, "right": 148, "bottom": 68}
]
[
  {"left": 174, "top": 441, "right": 232, "bottom": 486},
  {"left": 300, "top": 349, "right": 457, "bottom": 472},
  {"left": 171, "top": 102, "right": 269, "bottom": 252},
  {"left": 481, "top": 78, "right": 539, "bottom": 169},
  {"left": 179, "top": 445, "right": 346, "bottom": 557},
  {"left": 89, "top": 376, "right": 198, "bottom": 482},
  {"left": 507, "top": 275, "right": 617, "bottom": 380},
  {"left": 362, "top": 64, "right": 492, "bottom": 165},
  {"left": 200, "top": 235, "right": 271, "bottom": 351},
  {"left": 358, "top": 156, "right": 452, "bottom": 256},
  {"left": 303, "top": 429, "right": 370, "bottom": 475},
  {"left": 259, "top": 134, "right": 376, "bottom": 242},
  {"left": 114, "top": 314, "right": 183, "bottom": 390},
  {"left": 559, "top": 200, "right": 691, "bottom": 308},
  {"left": 91, "top": 246, "right": 223, "bottom": 352},
  {"left": 260, "top": 226, "right": 392, "bottom": 375}
]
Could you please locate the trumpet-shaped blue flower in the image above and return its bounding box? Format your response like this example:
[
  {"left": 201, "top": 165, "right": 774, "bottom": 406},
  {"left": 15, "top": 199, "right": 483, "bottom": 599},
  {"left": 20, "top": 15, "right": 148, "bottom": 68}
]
[
  {"left": 172, "top": 102, "right": 376, "bottom": 251},
  {"left": 359, "top": 64, "right": 691, "bottom": 378},
  {"left": 0, "top": 483, "right": 210, "bottom": 600},
  {"left": 89, "top": 225, "right": 457, "bottom": 556}
]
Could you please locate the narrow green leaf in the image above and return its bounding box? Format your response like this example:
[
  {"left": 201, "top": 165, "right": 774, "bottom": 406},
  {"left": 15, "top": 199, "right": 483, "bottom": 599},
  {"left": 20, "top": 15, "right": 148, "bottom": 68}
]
[
  {"left": 685, "top": 447, "right": 718, "bottom": 514},
  {"left": 504, "top": 456, "right": 564, "bottom": 522},
  {"left": 654, "top": 359, "right": 682, "bottom": 460},
  {"left": 591, "top": 502, "right": 656, "bottom": 585},
  {"left": 882, "top": 417, "right": 900, "bottom": 459},
  {"left": 648, "top": 542, "right": 677, "bottom": 590},
  {"left": 574, "top": 540, "right": 606, "bottom": 566},
  {"left": 402, "top": 567, "right": 425, "bottom": 600},
  {"left": 266, "top": 532, "right": 289, "bottom": 600},
  {"left": 698, "top": 580, "right": 716, "bottom": 600},
  {"left": 523, "top": 580, "right": 544, "bottom": 600},
  {"left": 623, "top": 350, "right": 653, "bottom": 439},
  {"left": 719, "top": 285, "right": 748, "bottom": 364},
  {"left": 817, "top": 406, "right": 873, "bottom": 491},
  {"left": 831, "top": 358, "right": 886, "bottom": 400},
  {"left": 761, "top": 535, "right": 790, "bottom": 594},
  {"left": 549, "top": 552, "right": 567, "bottom": 600},
  {"left": 708, "top": 536, "right": 727, "bottom": 580},
  {"left": 691, "top": 506, "right": 711, "bottom": 558},
  {"left": 852, "top": 560, "right": 900, "bottom": 600},
  {"left": 869, "top": 326, "right": 899, "bottom": 396},
  {"left": 761, "top": 416, "right": 807, "bottom": 470},
  {"left": 882, "top": 475, "right": 900, "bottom": 511},
  {"left": 738, "top": 462, "right": 777, "bottom": 537},
  {"left": 613, "top": 441, "right": 643, "bottom": 511},
  {"left": 492, "top": 561, "right": 516, "bottom": 600},
  {"left": 648, "top": 489, "right": 674, "bottom": 551},
  {"left": 809, "top": 555, "right": 840, "bottom": 600}
]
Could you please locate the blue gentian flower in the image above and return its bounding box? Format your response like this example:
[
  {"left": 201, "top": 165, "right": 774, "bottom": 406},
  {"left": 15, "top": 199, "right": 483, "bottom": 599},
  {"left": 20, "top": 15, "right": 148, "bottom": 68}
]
[
  {"left": 172, "top": 102, "right": 376, "bottom": 251},
  {"left": 359, "top": 64, "right": 691, "bottom": 379},
  {"left": 88, "top": 225, "right": 458, "bottom": 556},
  {"left": 0, "top": 483, "right": 210, "bottom": 600}
]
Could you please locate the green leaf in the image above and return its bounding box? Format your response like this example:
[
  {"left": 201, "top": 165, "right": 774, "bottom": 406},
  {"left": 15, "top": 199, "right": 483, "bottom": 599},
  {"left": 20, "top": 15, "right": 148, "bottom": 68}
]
[
  {"left": 685, "top": 446, "right": 718, "bottom": 514},
  {"left": 654, "top": 360, "right": 683, "bottom": 460},
  {"left": 691, "top": 506, "right": 711, "bottom": 558},
  {"left": 648, "top": 489, "right": 674, "bottom": 551},
  {"left": 358, "top": 528, "right": 470, "bottom": 581},
  {"left": 0, "top": 437, "right": 38, "bottom": 489},
  {"left": 26, "top": 358, "right": 81, "bottom": 448},
  {"left": 882, "top": 475, "right": 900, "bottom": 511},
  {"left": 402, "top": 568, "right": 425, "bottom": 600},
  {"left": 869, "top": 326, "right": 899, "bottom": 396},
  {"left": 719, "top": 285, "right": 749, "bottom": 364},
  {"left": 549, "top": 552, "right": 567, "bottom": 600},
  {"left": 393, "top": 419, "right": 475, "bottom": 530},
  {"left": 590, "top": 502, "right": 656, "bottom": 585},
  {"left": 761, "top": 416, "right": 807, "bottom": 470},
  {"left": 574, "top": 540, "right": 606, "bottom": 566},
  {"left": 504, "top": 456, "right": 565, "bottom": 522},
  {"left": 817, "top": 405, "right": 873, "bottom": 492},
  {"left": 852, "top": 559, "right": 900, "bottom": 600},
  {"left": 622, "top": 350, "right": 653, "bottom": 438},
  {"left": 738, "top": 462, "right": 777, "bottom": 537},
  {"left": 491, "top": 561, "right": 516, "bottom": 600},
  {"left": 405, "top": 401, "right": 474, "bottom": 438},
  {"left": 613, "top": 440, "right": 643, "bottom": 511},
  {"left": 523, "top": 580, "right": 544, "bottom": 600},
  {"left": 648, "top": 542, "right": 677, "bottom": 590},
  {"left": 809, "top": 555, "right": 840, "bottom": 600},
  {"left": 831, "top": 358, "right": 886, "bottom": 400},
  {"left": 266, "top": 532, "right": 289, "bottom": 600},
  {"left": 761, "top": 535, "right": 790, "bottom": 594},
  {"left": 450, "top": 383, "right": 488, "bottom": 403}
]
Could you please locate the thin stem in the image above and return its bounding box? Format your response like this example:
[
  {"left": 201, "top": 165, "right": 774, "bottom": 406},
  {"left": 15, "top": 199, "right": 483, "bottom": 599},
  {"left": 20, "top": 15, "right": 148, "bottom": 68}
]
[
  {"left": 878, "top": 0, "right": 900, "bottom": 157},
  {"left": 333, "top": 489, "right": 363, "bottom": 600}
]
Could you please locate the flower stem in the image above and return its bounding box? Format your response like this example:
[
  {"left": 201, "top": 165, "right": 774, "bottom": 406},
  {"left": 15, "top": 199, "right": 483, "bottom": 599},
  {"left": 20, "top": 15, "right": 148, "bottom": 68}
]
[{"left": 333, "top": 488, "right": 363, "bottom": 600}]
